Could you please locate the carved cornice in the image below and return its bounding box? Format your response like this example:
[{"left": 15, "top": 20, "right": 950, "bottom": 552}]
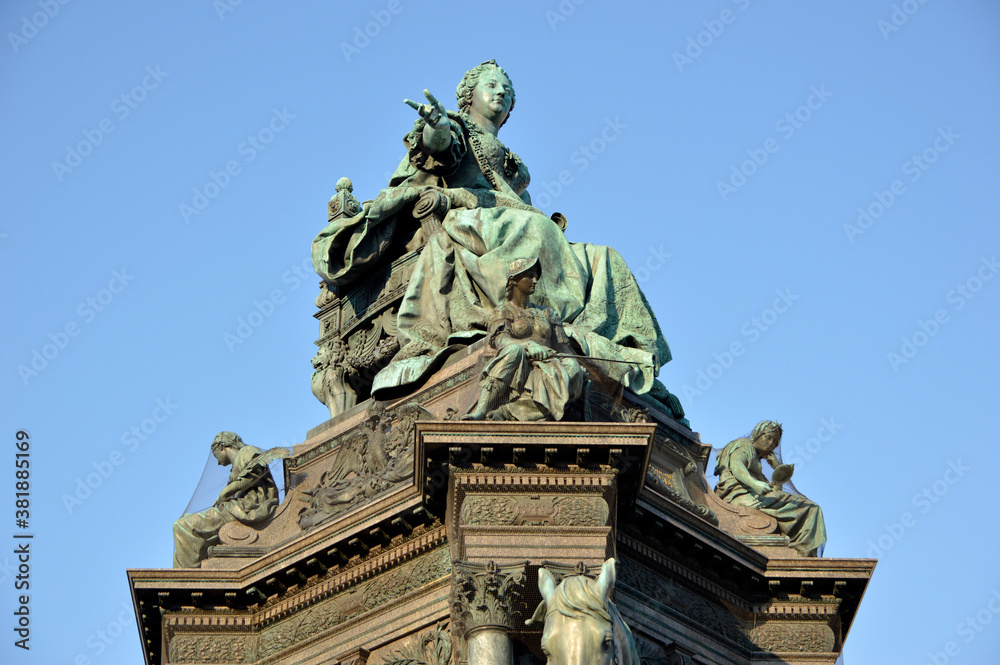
[
  {"left": 162, "top": 543, "right": 453, "bottom": 664},
  {"left": 454, "top": 471, "right": 616, "bottom": 490},
  {"left": 754, "top": 596, "right": 842, "bottom": 618},
  {"left": 619, "top": 536, "right": 752, "bottom": 613},
  {"left": 418, "top": 420, "right": 656, "bottom": 445},
  {"left": 165, "top": 615, "right": 254, "bottom": 628},
  {"left": 418, "top": 421, "right": 655, "bottom": 510},
  {"left": 131, "top": 520, "right": 447, "bottom": 665},
  {"left": 256, "top": 526, "right": 447, "bottom": 625}
]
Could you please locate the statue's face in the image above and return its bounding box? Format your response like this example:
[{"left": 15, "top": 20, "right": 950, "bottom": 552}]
[
  {"left": 213, "top": 446, "right": 230, "bottom": 466},
  {"left": 470, "top": 69, "right": 513, "bottom": 125},
  {"left": 512, "top": 268, "right": 538, "bottom": 297},
  {"left": 754, "top": 431, "right": 780, "bottom": 456}
]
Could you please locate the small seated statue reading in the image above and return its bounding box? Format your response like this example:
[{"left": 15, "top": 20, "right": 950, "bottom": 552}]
[
  {"left": 713, "top": 420, "right": 827, "bottom": 557},
  {"left": 172, "top": 432, "right": 279, "bottom": 568},
  {"left": 463, "top": 257, "right": 584, "bottom": 421}
]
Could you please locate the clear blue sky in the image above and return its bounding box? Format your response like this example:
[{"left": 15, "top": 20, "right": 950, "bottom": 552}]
[{"left": 2, "top": 1, "right": 999, "bottom": 664}]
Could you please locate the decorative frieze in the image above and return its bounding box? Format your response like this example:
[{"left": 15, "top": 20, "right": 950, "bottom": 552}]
[
  {"left": 167, "top": 634, "right": 253, "bottom": 664},
  {"left": 747, "top": 620, "right": 836, "bottom": 653},
  {"left": 254, "top": 546, "right": 451, "bottom": 659},
  {"left": 460, "top": 494, "right": 609, "bottom": 527},
  {"left": 163, "top": 545, "right": 451, "bottom": 664},
  {"left": 298, "top": 402, "right": 432, "bottom": 529}
]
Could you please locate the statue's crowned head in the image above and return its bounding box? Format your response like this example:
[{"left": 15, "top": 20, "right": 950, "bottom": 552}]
[
  {"left": 751, "top": 420, "right": 782, "bottom": 453},
  {"left": 457, "top": 59, "right": 516, "bottom": 127},
  {"left": 211, "top": 431, "right": 245, "bottom": 453}
]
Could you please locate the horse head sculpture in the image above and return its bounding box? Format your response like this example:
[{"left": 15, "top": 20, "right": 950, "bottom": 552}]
[{"left": 529, "top": 559, "right": 638, "bottom": 665}]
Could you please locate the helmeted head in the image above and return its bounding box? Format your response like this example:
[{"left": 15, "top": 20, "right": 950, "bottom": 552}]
[
  {"left": 457, "top": 60, "right": 516, "bottom": 128},
  {"left": 505, "top": 256, "right": 541, "bottom": 300}
]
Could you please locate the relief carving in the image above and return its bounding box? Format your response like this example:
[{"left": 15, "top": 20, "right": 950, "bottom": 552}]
[
  {"left": 167, "top": 634, "right": 252, "bottom": 663},
  {"left": 344, "top": 308, "right": 401, "bottom": 388},
  {"left": 703, "top": 490, "right": 780, "bottom": 537},
  {"left": 552, "top": 496, "right": 610, "bottom": 526},
  {"left": 258, "top": 594, "right": 360, "bottom": 660},
  {"left": 461, "top": 496, "right": 518, "bottom": 526},
  {"left": 748, "top": 621, "right": 835, "bottom": 653},
  {"left": 617, "top": 405, "right": 651, "bottom": 423},
  {"left": 313, "top": 307, "right": 402, "bottom": 417},
  {"left": 312, "top": 337, "right": 358, "bottom": 418},
  {"left": 635, "top": 637, "right": 671, "bottom": 665},
  {"left": 646, "top": 466, "right": 718, "bottom": 525},
  {"left": 316, "top": 282, "right": 336, "bottom": 309},
  {"left": 382, "top": 622, "right": 452, "bottom": 665},
  {"left": 363, "top": 546, "right": 452, "bottom": 612},
  {"left": 635, "top": 637, "right": 700, "bottom": 665},
  {"left": 460, "top": 495, "right": 609, "bottom": 527},
  {"left": 257, "top": 548, "right": 451, "bottom": 660},
  {"left": 299, "top": 402, "right": 433, "bottom": 529}
]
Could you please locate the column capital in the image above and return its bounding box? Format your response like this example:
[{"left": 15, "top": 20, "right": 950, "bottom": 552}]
[{"left": 452, "top": 560, "right": 529, "bottom": 636}]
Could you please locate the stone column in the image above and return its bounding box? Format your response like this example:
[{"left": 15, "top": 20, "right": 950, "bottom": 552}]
[{"left": 452, "top": 561, "right": 528, "bottom": 665}]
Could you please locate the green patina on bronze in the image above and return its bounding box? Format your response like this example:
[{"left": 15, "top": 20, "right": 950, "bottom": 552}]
[
  {"left": 714, "top": 421, "right": 828, "bottom": 557},
  {"left": 172, "top": 432, "right": 280, "bottom": 568},
  {"left": 311, "top": 61, "right": 682, "bottom": 420},
  {"left": 461, "top": 257, "right": 585, "bottom": 422}
]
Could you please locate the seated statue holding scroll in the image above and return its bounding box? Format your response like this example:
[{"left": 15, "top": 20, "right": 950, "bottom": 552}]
[{"left": 312, "top": 60, "right": 683, "bottom": 420}]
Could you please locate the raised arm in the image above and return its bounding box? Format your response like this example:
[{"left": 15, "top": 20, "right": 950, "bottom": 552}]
[{"left": 404, "top": 89, "right": 451, "bottom": 154}]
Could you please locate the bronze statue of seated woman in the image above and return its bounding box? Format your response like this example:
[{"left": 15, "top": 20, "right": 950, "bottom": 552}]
[
  {"left": 312, "top": 61, "right": 685, "bottom": 423},
  {"left": 714, "top": 420, "right": 827, "bottom": 557},
  {"left": 463, "top": 258, "right": 585, "bottom": 421}
]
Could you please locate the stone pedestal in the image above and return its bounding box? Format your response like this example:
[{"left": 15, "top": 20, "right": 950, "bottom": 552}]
[{"left": 129, "top": 353, "right": 873, "bottom": 665}]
